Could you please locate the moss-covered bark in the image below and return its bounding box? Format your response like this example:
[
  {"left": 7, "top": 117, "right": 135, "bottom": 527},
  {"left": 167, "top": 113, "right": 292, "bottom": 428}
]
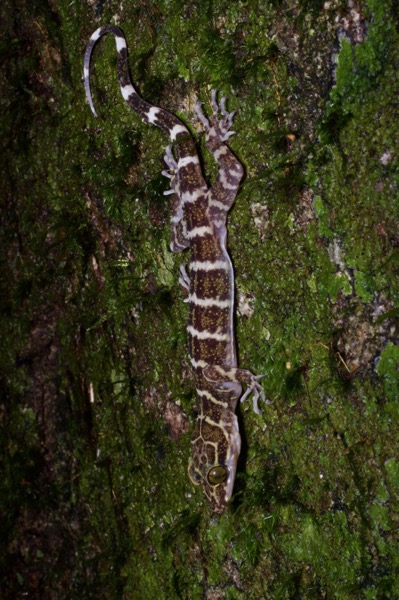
[{"left": 1, "top": 0, "right": 398, "bottom": 598}]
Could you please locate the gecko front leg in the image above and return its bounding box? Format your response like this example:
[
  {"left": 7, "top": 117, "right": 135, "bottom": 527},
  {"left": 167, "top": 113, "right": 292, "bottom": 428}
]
[{"left": 203, "top": 365, "right": 269, "bottom": 415}]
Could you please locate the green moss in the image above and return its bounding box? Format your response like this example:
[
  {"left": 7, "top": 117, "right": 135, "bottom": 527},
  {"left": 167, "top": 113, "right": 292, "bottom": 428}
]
[
  {"left": 385, "top": 458, "right": 399, "bottom": 490},
  {"left": 377, "top": 343, "right": 399, "bottom": 401},
  {"left": 353, "top": 270, "right": 374, "bottom": 303},
  {"left": 313, "top": 195, "right": 333, "bottom": 238}
]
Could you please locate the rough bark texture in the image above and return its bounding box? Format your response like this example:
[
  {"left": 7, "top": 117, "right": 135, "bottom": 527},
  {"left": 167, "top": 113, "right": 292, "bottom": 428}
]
[{"left": 1, "top": 0, "right": 399, "bottom": 598}]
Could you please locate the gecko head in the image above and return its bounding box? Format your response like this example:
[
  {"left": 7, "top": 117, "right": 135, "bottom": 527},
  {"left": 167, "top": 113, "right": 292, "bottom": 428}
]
[{"left": 188, "top": 409, "right": 241, "bottom": 514}]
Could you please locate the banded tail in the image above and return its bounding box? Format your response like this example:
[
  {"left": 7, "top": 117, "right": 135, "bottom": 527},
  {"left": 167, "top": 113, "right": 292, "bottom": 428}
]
[{"left": 83, "top": 25, "right": 189, "bottom": 140}]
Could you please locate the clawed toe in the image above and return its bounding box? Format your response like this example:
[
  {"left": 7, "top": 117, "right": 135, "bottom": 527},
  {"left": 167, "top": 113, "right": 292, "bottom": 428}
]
[
  {"left": 195, "top": 89, "right": 237, "bottom": 139},
  {"left": 194, "top": 101, "right": 210, "bottom": 128}
]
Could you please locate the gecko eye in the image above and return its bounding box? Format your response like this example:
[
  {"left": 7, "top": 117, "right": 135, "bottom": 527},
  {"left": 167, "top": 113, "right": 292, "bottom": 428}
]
[{"left": 207, "top": 465, "right": 228, "bottom": 486}]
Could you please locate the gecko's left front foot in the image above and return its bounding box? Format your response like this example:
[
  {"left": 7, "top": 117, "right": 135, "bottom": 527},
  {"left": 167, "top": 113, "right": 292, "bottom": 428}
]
[
  {"left": 238, "top": 372, "right": 270, "bottom": 415},
  {"left": 203, "top": 365, "right": 270, "bottom": 415}
]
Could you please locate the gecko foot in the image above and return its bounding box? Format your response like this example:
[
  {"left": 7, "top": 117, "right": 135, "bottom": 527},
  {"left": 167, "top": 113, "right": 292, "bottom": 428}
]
[
  {"left": 162, "top": 145, "right": 179, "bottom": 196},
  {"left": 195, "top": 90, "right": 236, "bottom": 142},
  {"left": 237, "top": 371, "right": 272, "bottom": 415}
]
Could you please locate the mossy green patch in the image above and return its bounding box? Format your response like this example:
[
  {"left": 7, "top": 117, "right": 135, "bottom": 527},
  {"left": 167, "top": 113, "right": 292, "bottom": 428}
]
[{"left": 377, "top": 342, "right": 399, "bottom": 402}]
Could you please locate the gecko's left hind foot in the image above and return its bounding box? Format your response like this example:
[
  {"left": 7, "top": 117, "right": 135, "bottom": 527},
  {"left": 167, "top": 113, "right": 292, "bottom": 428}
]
[{"left": 195, "top": 90, "right": 236, "bottom": 141}]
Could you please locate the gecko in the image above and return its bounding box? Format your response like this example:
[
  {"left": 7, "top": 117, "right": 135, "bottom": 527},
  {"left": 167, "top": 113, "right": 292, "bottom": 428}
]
[{"left": 83, "top": 25, "right": 266, "bottom": 513}]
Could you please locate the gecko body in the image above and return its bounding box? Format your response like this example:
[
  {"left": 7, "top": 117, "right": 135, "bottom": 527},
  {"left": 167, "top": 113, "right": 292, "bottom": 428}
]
[{"left": 84, "top": 25, "right": 265, "bottom": 513}]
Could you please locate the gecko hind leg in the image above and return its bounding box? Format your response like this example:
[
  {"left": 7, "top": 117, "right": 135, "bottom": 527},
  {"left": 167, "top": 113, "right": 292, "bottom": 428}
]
[
  {"left": 162, "top": 145, "right": 179, "bottom": 196},
  {"left": 179, "top": 263, "right": 190, "bottom": 302},
  {"left": 209, "top": 89, "right": 236, "bottom": 141},
  {"left": 195, "top": 90, "right": 236, "bottom": 141}
]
